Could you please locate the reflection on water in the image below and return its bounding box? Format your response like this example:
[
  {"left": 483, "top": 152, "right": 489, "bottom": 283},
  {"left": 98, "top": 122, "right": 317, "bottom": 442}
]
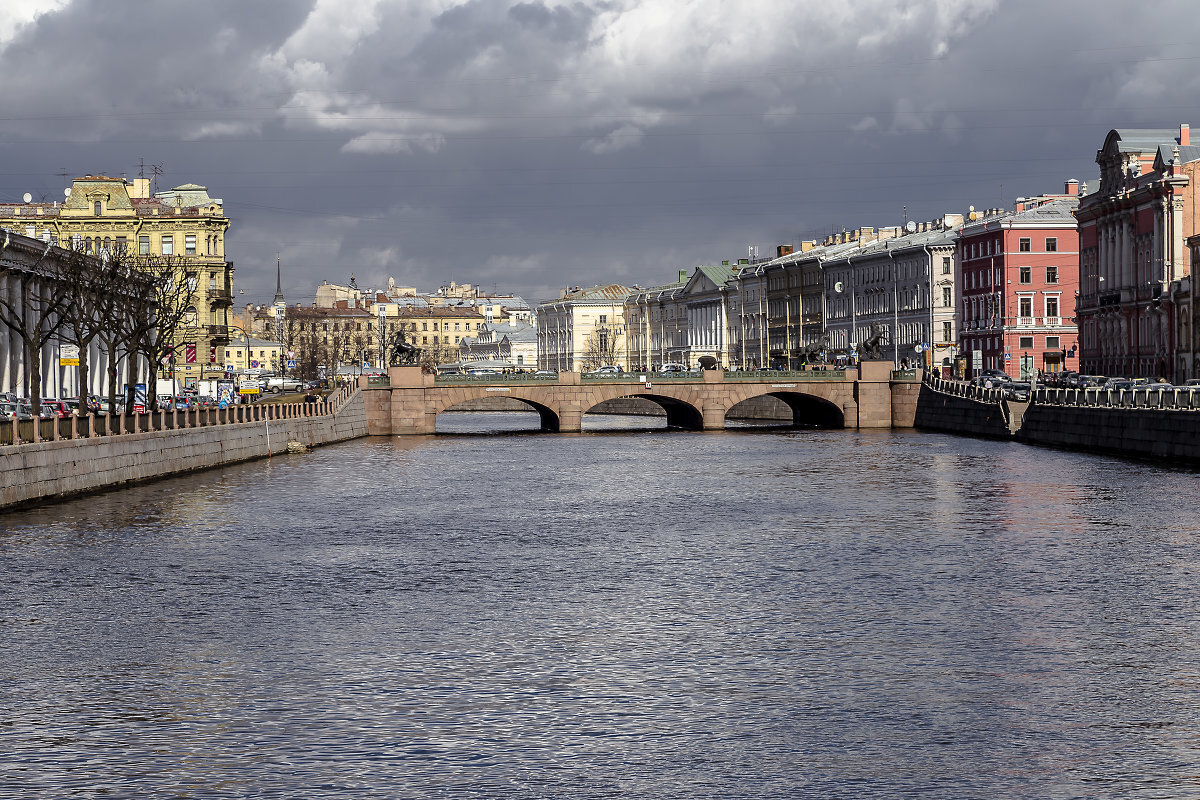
[{"left": 3, "top": 422, "right": 1200, "bottom": 798}]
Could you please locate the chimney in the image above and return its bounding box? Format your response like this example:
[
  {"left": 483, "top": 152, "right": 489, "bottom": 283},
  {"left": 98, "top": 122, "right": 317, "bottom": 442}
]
[
  {"left": 1065, "top": 179, "right": 1079, "bottom": 196},
  {"left": 800, "top": 240, "right": 816, "bottom": 252},
  {"left": 1181, "top": 124, "right": 1191, "bottom": 147},
  {"left": 679, "top": 269, "right": 688, "bottom": 282},
  {"left": 777, "top": 244, "right": 794, "bottom": 258}
]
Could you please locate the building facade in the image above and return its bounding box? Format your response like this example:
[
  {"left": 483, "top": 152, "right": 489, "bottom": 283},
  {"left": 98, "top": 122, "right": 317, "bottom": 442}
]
[
  {"left": 537, "top": 285, "right": 632, "bottom": 372},
  {"left": 0, "top": 175, "right": 234, "bottom": 384},
  {"left": 958, "top": 186, "right": 1080, "bottom": 379},
  {"left": 0, "top": 231, "right": 147, "bottom": 401},
  {"left": 1075, "top": 125, "right": 1199, "bottom": 380}
]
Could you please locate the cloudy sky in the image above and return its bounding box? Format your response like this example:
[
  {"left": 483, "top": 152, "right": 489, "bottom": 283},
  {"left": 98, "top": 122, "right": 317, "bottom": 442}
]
[{"left": 0, "top": 0, "right": 1196, "bottom": 305}]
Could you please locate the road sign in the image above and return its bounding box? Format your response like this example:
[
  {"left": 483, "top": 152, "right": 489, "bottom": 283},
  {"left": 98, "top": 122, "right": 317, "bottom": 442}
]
[
  {"left": 1004, "top": 352, "right": 1011, "bottom": 362},
  {"left": 913, "top": 344, "right": 924, "bottom": 353},
  {"left": 972, "top": 350, "right": 983, "bottom": 370},
  {"left": 60, "top": 343, "right": 80, "bottom": 367},
  {"left": 226, "top": 363, "right": 235, "bottom": 372},
  {"left": 250, "top": 360, "right": 260, "bottom": 368},
  {"left": 287, "top": 360, "right": 297, "bottom": 369}
]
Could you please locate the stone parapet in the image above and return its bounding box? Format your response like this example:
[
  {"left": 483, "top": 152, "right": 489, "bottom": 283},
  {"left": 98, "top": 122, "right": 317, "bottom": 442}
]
[{"left": 1, "top": 390, "right": 367, "bottom": 511}]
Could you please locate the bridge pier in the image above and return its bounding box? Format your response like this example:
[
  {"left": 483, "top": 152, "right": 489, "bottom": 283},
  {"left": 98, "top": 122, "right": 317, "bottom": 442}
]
[
  {"left": 702, "top": 405, "right": 727, "bottom": 430},
  {"left": 558, "top": 405, "right": 582, "bottom": 433}
]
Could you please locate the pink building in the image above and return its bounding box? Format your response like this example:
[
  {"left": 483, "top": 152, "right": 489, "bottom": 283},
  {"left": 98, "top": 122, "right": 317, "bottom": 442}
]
[{"left": 957, "top": 183, "right": 1081, "bottom": 379}]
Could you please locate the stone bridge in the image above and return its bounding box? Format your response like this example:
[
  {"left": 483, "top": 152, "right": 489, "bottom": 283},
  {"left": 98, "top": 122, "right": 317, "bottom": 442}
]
[{"left": 363, "top": 363, "right": 920, "bottom": 435}]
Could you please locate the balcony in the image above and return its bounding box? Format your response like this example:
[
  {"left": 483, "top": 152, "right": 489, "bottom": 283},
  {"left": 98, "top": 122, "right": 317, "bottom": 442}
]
[
  {"left": 207, "top": 288, "right": 232, "bottom": 306},
  {"left": 206, "top": 324, "right": 231, "bottom": 344}
]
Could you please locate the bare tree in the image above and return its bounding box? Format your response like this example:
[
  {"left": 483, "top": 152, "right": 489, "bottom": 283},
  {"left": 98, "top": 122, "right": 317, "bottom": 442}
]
[
  {"left": 119, "top": 254, "right": 198, "bottom": 411},
  {"left": 59, "top": 244, "right": 123, "bottom": 409},
  {"left": 580, "top": 324, "right": 620, "bottom": 371},
  {"left": 0, "top": 234, "right": 73, "bottom": 409}
]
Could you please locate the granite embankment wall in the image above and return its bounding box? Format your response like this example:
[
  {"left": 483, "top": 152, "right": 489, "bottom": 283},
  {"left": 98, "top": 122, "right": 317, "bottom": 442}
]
[
  {"left": 912, "top": 381, "right": 1012, "bottom": 439},
  {"left": 914, "top": 379, "right": 1200, "bottom": 462},
  {"left": 0, "top": 390, "right": 368, "bottom": 511},
  {"left": 1019, "top": 404, "right": 1200, "bottom": 461}
]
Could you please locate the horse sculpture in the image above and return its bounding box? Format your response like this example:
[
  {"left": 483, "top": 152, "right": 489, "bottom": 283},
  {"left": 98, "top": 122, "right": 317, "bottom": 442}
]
[
  {"left": 858, "top": 327, "right": 887, "bottom": 360},
  {"left": 387, "top": 327, "right": 423, "bottom": 366}
]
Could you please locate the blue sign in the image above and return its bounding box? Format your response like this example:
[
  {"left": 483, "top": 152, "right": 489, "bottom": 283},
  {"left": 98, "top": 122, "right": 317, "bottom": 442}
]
[{"left": 287, "top": 359, "right": 297, "bottom": 369}]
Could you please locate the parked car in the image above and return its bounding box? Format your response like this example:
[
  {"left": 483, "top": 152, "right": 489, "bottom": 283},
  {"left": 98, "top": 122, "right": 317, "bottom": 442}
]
[
  {"left": 0, "top": 401, "right": 34, "bottom": 421},
  {"left": 976, "top": 369, "right": 1011, "bottom": 384},
  {"left": 532, "top": 370, "right": 557, "bottom": 378},
  {"left": 1002, "top": 381, "right": 1031, "bottom": 401},
  {"left": 264, "top": 376, "right": 303, "bottom": 393},
  {"left": 588, "top": 365, "right": 622, "bottom": 374},
  {"left": 657, "top": 363, "right": 689, "bottom": 373},
  {"left": 40, "top": 400, "right": 72, "bottom": 418}
]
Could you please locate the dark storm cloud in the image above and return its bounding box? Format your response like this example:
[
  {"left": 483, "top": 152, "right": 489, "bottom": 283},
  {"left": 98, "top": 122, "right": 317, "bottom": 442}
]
[{"left": 1, "top": 0, "right": 1199, "bottom": 304}]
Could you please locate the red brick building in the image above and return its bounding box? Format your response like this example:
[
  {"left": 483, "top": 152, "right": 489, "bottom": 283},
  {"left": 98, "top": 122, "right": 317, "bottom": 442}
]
[{"left": 957, "top": 183, "right": 1081, "bottom": 379}]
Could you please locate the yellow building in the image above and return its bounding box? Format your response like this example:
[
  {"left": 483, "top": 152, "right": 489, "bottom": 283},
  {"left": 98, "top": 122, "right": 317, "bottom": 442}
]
[
  {"left": 224, "top": 335, "right": 284, "bottom": 373},
  {"left": 536, "top": 285, "right": 633, "bottom": 371},
  {"left": 0, "top": 174, "right": 234, "bottom": 383}
]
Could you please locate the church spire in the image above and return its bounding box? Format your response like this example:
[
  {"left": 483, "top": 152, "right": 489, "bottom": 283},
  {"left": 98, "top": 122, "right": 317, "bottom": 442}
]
[{"left": 273, "top": 255, "right": 285, "bottom": 306}]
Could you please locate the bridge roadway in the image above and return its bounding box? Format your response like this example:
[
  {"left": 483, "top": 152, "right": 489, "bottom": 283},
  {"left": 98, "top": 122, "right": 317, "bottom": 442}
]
[{"left": 363, "top": 363, "right": 920, "bottom": 435}]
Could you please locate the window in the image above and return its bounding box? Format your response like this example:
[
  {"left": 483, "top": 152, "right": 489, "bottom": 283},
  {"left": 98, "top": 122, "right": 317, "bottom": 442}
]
[
  {"left": 599, "top": 314, "right": 608, "bottom": 324},
  {"left": 943, "top": 321, "right": 953, "bottom": 343},
  {"left": 1045, "top": 296, "right": 1059, "bottom": 318},
  {"left": 1019, "top": 266, "right": 1032, "bottom": 284},
  {"left": 942, "top": 257, "right": 951, "bottom": 275},
  {"left": 1046, "top": 336, "right": 1061, "bottom": 350},
  {"left": 1045, "top": 237, "right": 1057, "bottom": 252},
  {"left": 942, "top": 287, "right": 952, "bottom": 307},
  {"left": 1019, "top": 297, "right": 1032, "bottom": 317},
  {"left": 422, "top": 322, "right": 428, "bottom": 331},
  {"left": 115, "top": 236, "right": 127, "bottom": 254},
  {"left": 185, "top": 234, "right": 197, "bottom": 255},
  {"left": 1046, "top": 266, "right": 1058, "bottom": 284},
  {"left": 1019, "top": 238, "right": 1031, "bottom": 252},
  {"left": 443, "top": 336, "right": 449, "bottom": 344},
  {"left": 1019, "top": 336, "right": 1034, "bottom": 349},
  {"left": 161, "top": 235, "right": 173, "bottom": 255},
  {"left": 422, "top": 337, "right": 428, "bottom": 344},
  {"left": 454, "top": 323, "right": 460, "bottom": 331},
  {"left": 94, "top": 200, "right": 102, "bottom": 216},
  {"left": 139, "top": 235, "right": 150, "bottom": 255}
]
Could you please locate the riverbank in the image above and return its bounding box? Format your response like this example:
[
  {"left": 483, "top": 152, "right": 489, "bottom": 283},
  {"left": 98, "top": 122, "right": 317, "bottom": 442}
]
[{"left": 0, "top": 388, "right": 367, "bottom": 511}]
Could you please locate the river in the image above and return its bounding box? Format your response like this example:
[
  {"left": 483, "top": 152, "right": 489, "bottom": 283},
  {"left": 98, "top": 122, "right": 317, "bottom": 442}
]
[{"left": 2, "top": 413, "right": 1199, "bottom": 798}]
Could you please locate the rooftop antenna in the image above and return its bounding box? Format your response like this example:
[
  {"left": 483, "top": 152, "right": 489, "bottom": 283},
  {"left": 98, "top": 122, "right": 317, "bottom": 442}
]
[
  {"left": 903, "top": 206, "right": 908, "bottom": 226},
  {"left": 56, "top": 168, "right": 69, "bottom": 192},
  {"left": 150, "top": 162, "right": 164, "bottom": 195}
]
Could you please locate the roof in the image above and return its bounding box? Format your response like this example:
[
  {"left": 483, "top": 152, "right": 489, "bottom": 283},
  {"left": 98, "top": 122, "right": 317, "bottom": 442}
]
[
  {"left": 563, "top": 284, "right": 634, "bottom": 301},
  {"left": 396, "top": 305, "right": 485, "bottom": 318}
]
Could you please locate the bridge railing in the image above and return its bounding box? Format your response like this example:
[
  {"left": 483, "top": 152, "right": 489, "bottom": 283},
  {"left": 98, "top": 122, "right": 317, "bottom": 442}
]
[
  {"left": 0, "top": 386, "right": 359, "bottom": 448},
  {"left": 436, "top": 372, "right": 558, "bottom": 385},
  {"left": 432, "top": 369, "right": 851, "bottom": 385},
  {"left": 722, "top": 369, "right": 846, "bottom": 381}
]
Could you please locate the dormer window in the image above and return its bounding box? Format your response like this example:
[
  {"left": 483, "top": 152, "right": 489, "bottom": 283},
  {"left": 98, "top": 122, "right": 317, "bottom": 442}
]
[{"left": 94, "top": 200, "right": 102, "bottom": 216}]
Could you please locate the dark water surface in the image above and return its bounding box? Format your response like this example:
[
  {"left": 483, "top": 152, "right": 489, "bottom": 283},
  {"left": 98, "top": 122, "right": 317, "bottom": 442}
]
[{"left": 3, "top": 414, "right": 1200, "bottom": 798}]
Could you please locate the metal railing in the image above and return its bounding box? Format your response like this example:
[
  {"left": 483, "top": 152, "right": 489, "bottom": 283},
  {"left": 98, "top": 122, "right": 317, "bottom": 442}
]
[
  {"left": 923, "top": 374, "right": 1007, "bottom": 405},
  {"left": 1033, "top": 385, "right": 1200, "bottom": 411},
  {"left": 0, "top": 384, "right": 359, "bottom": 447},
  {"left": 432, "top": 368, "right": 851, "bottom": 385}
]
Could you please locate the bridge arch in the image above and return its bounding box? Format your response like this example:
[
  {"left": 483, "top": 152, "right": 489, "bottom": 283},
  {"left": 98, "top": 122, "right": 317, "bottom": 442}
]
[
  {"left": 727, "top": 390, "right": 845, "bottom": 428},
  {"left": 435, "top": 393, "right": 561, "bottom": 431},
  {"left": 582, "top": 392, "right": 705, "bottom": 430}
]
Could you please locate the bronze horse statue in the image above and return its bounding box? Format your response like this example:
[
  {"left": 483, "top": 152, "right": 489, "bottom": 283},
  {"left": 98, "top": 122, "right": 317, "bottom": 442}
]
[{"left": 388, "top": 326, "right": 423, "bottom": 366}]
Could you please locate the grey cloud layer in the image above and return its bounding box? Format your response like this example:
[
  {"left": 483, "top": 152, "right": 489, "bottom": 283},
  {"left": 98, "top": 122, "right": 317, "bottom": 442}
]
[{"left": 0, "top": 0, "right": 1196, "bottom": 302}]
